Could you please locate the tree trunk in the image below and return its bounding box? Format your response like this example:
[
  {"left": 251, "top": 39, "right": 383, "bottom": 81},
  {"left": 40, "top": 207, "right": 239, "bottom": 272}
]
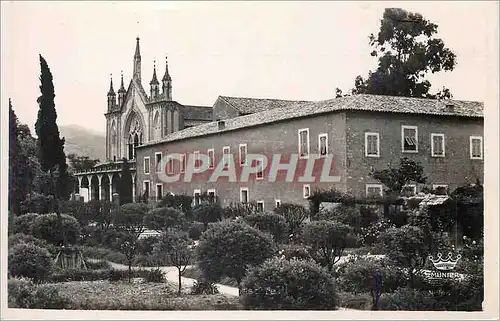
[
  {"left": 128, "top": 263, "right": 132, "bottom": 283},
  {"left": 178, "top": 268, "right": 182, "bottom": 295}
]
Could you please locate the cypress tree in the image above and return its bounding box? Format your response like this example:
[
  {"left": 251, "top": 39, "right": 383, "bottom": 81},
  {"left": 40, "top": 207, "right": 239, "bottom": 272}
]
[
  {"left": 35, "top": 54, "right": 70, "bottom": 245},
  {"left": 9, "top": 98, "right": 21, "bottom": 214},
  {"left": 119, "top": 157, "right": 133, "bottom": 205}
]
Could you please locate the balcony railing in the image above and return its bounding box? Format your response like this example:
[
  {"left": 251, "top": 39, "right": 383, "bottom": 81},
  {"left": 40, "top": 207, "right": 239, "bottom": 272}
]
[{"left": 74, "top": 159, "right": 136, "bottom": 175}]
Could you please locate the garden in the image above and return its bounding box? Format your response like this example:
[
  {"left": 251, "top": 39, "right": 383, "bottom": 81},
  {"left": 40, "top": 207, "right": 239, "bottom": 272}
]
[{"left": 7, "top": 179, "right": 484, "bottom": 311}]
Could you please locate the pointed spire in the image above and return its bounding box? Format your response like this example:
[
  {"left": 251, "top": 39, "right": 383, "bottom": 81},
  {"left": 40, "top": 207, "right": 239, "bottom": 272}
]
[
  {"left": 108, "top": 73, "right": 115, "bottom": 95},
  {"left": 150, "top": 60, "right": 159, "bottom": 85},
  {"left": 118, "top": 70, "right": 126, "bottom": 93},
  {"left": 134, "top": 37, "right": 141, "bottom": 58},
  {"left": 162, "top": 56, "right": 171, "bottom": 81}
]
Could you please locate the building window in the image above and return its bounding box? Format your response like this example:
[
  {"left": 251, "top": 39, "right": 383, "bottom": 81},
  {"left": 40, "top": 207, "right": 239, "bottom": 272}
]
[
  {"left": 431, "top": 133, "right": 445, "bottom": 157},
  {"left": 223, "top": 146, "right": 231, "bottom": 169},
  {"left": 156, "top": 183, "right": 163, "bottom": 200},
  {"left": 208, "top": 149, "right": 215, "bottom": 169},
  {"left": 180, "top": 154, "right": 186, "bottom": 173},
  {"left": 401, "top": 125, "right": 418, "bottom": 153},
  {"left": 155, "top": 152, "right": 162, "bottom": 172},
  {"left": 166, "top": 156, "right": 174, "bottom": 175},
  {"left": 365, "top": 132, "right": 380, "bottom": 157},
  {"left": 303, "top": 184, "right": 311, "bottom": 199},
  {"left": 470, "top": 136, "right": 483, "bottom": 159},
  {"left": 193, "top": 151, "right": 200, "bottom": 171},
  {"left": 256, "top": 157, "right": 264, "bottom": 180},
  {"left": 144, "top": 157, "right": 151, "bottom": 174},
  {"left": 402, "top": 184, "right": 417, "bottom": 197},
  {"left": 275, "top": 199, "right": 281, "bottom": 208},
  {"left": 366, "top": 184, "right": 383, "bottom": 198},
  {"left": 257, "top": 201, "right": 264, "bottom": 212},
  {"left": 239, "top": 144, "right": 248, "bottom": 165},
  {"left": 193, "top": 189, "right": 201, "bottom": 206},
  {"left": 298, "top": 128, "right": 310, "bottom": 158},
  {"left": 240, "top": 187, "right": 249, "bottom": 204},
  {"left": 207, "top": 189, "right": 216, "bottom": 203},
  {"left": 318, "top": 133, "right": 328, "bottom": 157},
  {"left": 143, "top": 181, "right": 150, "bottom": 198}
]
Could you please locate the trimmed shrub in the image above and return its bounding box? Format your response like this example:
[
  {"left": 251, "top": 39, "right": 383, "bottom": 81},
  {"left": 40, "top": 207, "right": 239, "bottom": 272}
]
[
  {"left": 8, "top": 233, "right": 57, "bottom": 256},
  {"left": 84, "top": 259, "right": 111, "bottom": 270},
  {"left": 273, "top": 203, "right": 308, "bottom": 236},
  {"left": 144, "top": 207, "right": 185, "bottom": 232},
  {"left": 49, "top": 268, "right": 109, "bottom": 282},
  {"left": 244, "top": 212, "right": 289, "bottom": 243},
  {"left": 190, "top": 279, "right": 220, "bottom": 295},
  {"left": 240, "top": 257, "right": 338, "bottom": 310},
  {"left": 378, "top": 288, "right": 442, "bottom": 311},
  {"left": 12, "top": 213, "right": 39, "bottom": 235},
  {"left": 137, "top": 235, "right": 160, "bottom": 255},
  {"left": 19, "top": 192, "right": 55, "bottom": 215},
  {"left": 196, "top": 220, "right": 276, "bottom": 287},
  {"left": 8, "top": 278, "right": 34, "bottom": 308},
  {"left": 31, "top": 213, "right": 81, "bottom": 245},
  {"left": 8, "top": 243, "right": 54, "bottom": 282},
  {"left": 27, "top": 284, "right": 70, "bottom": 309},
  {"left": 277, "top": 244, "right": 313, "bottom": 261},
  {"left": 143, "top": 268, "right": 166, "bottom": 283},
  {"left": 192, "top": 202, "right": 223, "bottom": 229},
  {"left": 187, "top": 221, "right": 205, "bottom": 240}
]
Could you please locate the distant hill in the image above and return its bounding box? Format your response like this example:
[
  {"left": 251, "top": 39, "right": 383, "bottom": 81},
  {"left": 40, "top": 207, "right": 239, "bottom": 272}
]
[{"left": 59, "top": 125, "right": 106, "bottom": 163}]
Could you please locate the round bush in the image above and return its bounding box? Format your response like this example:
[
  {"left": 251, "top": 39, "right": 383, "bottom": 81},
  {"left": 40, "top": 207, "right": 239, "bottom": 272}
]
[
  {"left": 240, "top": 257, "right": 338, "bottom": 310},
  {"left": 8, "top": 278, "right": 34, "bottom": 308},
  {"left": 378, "top": 288, "right": 441, "bottom": 311},
  {"left": 192, "top": 202, "right": 223, "bottom": 229},
  {"left": 196, "top": 221, "right": 276, "bottom": 285},
  {"left": 8, "top": 243, "right": 54, "bottom": 282},
  {"left": 31, "top": 213, "right": 81, "bottom": 245},
  {"left": 244, "top": 212, "right": 289, "bottom": 242},
  {"left": 187, "top": 221, "right": 205, "bottom": 240},
  {"left": 8, "top": 233, "right": 57, "bottom": 257},
  {"left": 277, "top": 244, "right": 313, "bottom": 261},
  {"left": 12, "top": 213, "right": 39, "bottom": 235}
]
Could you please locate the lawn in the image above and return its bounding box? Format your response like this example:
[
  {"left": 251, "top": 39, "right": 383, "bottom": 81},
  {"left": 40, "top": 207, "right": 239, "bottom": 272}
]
[{"left": 48, "top": 280, "right": 242, "bottom": 310}]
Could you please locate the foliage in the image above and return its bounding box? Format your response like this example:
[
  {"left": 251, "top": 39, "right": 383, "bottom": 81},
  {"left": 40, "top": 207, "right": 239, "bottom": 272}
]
[
  {"left": 273, "top": 203, "right": 309, "bottom": 237},
  {"left": 451, "top": 183, "right": 484, "bottom": 239},
  {"left": 378, "top": 287, "right": 441, "bottom": 310},
  {"left": 118, "top": 158, "right": 133, "bottom": 205},
  {"left": 336, "top": 257, "right": 407, "bottom": 310},
  {"left": 158, "top": 194, "right": 194, "bottom": 218},
  {"left": 20, "top": 192, "right": 56, "bottom": 215},
  {"left": 7, "top": 278, "right": 34, "bottom": 308},
  {"left": 277, "top": 244, "right": 313, "bottom": 261},
  {"left": 12, "top": 213, "right": 39, "bottom": 235},
  {"left": 196, "top": 220, "right": 276, "bottom": 288},
  {"left": 302, "top": 220, "right": 353, "bottom": 272},
  {"left": 359, "top": 218, "right": 394, "bottom": 246},
  {"left": 84, "top": 259, "right": 111, "bottom": 270},
  {"left": 31, "top": 213, "right": 81, "bottom": 245},
  {"left": 370, "top": 157, "right": 427, "bottom": 195},
  {"left": 137, "top": 235, "right": 160, "bottom": 255},
  {"left": 143, "top": 268, "right": 166, "bottom": 283},
  {"left": 351, "top": 8, "right": 456, "bottom": 98},
  {"left": 112, "top": 231, "right": 140, "bottom": 282},
  {"left": 8, "top": 233, "right": 57, "bottom": 256},
  {"left": 153, "top": 230, "right": 194, "bottom": 294},
  {"left": 192, "top": 202, "right": 223, "bottom": 229},
  {"left": 316, "top": 204, "right": 379, "bottom": 234},
  {"left": 186, "top": 221, "right": 205, "bottom": 240},
  {"left": 240, "top": 257, "right": 338, "bottom": 310},
  {"left": 244, "top": 212, "right": 289, "bottom": 242},
  {"left": 8, "top": 279, "right": 70, "bottom": 309},
  {"left": 67, "top": 153, "right": 100, "bottom": 171},
  {"left": 190, "top": 279, "right": 220, "bottom": 295},
  {"left": 144, "top": 207, "right": 185, "bottom": 232},
  {"left": 222, "top": 201, "right": 260, "bottom": 219},
  {"left": 114, "top": 202, "right": 149, "bottom": 236},
  {"left": 8, "top": 243, "right": 54, "bottom": 282}
]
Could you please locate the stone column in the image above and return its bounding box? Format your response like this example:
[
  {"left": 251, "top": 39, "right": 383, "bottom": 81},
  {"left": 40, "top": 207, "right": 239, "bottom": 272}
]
[
  {"left": 98, "top": 174, "right": 103, "bottom": 201},
  {"left": 108, "top": 173, "right": 114, "bottom": 201},
  {"left": 88, "top": 176, "right": 92, "bottom": 201},
  {"left": 132, "top": 173, "right": 136, "bottom": 203},
  {"left": 77, "top": 176, "right": 83, "bottom": 196}
]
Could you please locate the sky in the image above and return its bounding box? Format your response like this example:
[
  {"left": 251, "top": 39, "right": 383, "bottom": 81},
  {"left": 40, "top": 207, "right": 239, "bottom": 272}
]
[{"left": 1, "top": 1, "right": 498, "bottom": 135}]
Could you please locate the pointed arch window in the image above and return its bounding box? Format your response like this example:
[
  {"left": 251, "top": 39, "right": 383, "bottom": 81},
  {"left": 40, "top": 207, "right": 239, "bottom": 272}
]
[{"left": 153, "top": 110, "right": 160, "bottom": 140}]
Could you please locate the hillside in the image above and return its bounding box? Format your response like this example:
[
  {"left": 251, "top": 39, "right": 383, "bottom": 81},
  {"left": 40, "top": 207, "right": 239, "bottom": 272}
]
[{"left": 59, "top": 124, "right": 106, "bottom": 163}]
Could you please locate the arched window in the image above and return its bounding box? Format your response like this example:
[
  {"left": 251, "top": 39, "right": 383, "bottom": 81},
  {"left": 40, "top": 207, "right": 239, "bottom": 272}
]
[
  {"left": 153, "top": 111, "right": 160, "bottom": 140},
  {"left": 110, "top": 120, "right": 117, "bottom": 161}
]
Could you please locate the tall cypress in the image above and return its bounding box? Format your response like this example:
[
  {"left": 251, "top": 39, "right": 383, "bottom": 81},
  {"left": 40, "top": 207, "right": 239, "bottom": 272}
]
[
  {"left": 35, "top": 54, "right": 69, "bottom": 245},
  {"left": 118, "top": 157, "right": 133, "bottom": 205},
  {"left": 9, "top": 99, "right": 21, "bottom": 214}
]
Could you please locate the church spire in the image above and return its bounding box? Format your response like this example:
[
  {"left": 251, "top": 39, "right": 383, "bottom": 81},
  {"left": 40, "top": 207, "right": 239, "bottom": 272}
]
[
  {"left": 108, "top": 74, "right": 115, "bottom": 96},
  {"left": 162, "top": 56, "right": 172, "bottom": 101},
  {"left": 133, "top": 37, "right": 142, "bottom": 83},
  {"left": 117, "top": 71, "right": 126, "bottom": 107},
  {"left": 150, "top": 60, "right": 160, "bottom": 99},
  {"left": 107, "top": 73, "right": 116, "bottom": 111},
  {"left": 118, "top": 71, "right": 126, "bottom": 93},
  {"left": 150, "top": 61, "right": 159, "bottom": 85}
]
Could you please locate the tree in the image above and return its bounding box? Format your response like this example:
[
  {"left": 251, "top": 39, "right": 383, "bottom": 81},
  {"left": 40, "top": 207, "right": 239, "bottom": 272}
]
[
  {"left": 35, "top": 55, "right": 72, "bottom": 246},
  {"left": 244, "top": 212, "right": 289, "bottom": 243},
  {"left": 352, "top": 8, "right": 456, "bottom": 98},
  {"left": 31, "top": 213, "right": 81, "bottom": 245},
  {"left": 196, "top": 221, "right": 276, "bottom": 292},
  {"left": 118, "top": 158, "right": 133, "bottom": 205},
  {"left": 158, "top": 194, "right": 194, "bottom": 219},
  {"left": 273, "top": 203, "right": 309, "bottom": 239},
  {"left": 67, "top": 153, "right": 100, "bottom": 172},
  {"left": 144, "top": 207, "right": 185, "bottom": 233},
  {"left": 301, "top": 220, "right": 353, "bottom": 272},
  {"left": 191, "top": 202, "right": 223, "bottom": 230},
  {"left": 9, "top": 99, "right": 35, "bottom": 215},
  {"left": 114, "top": 203, "right": 148, "bottom": 238},
  {"left": 113, "top": 231, "right": 139, "bottom": 282},
  {"left": 153, "top": 231, "right": 194, "bottom": 294},
  {"left": 370, "top": 157, "right": 427, "bottom": 195}
]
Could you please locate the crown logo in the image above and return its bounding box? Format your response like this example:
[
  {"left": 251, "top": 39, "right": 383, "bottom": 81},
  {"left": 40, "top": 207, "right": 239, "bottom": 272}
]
[{"left": 428, "top": 252, "right": 462, "bottom": 271}]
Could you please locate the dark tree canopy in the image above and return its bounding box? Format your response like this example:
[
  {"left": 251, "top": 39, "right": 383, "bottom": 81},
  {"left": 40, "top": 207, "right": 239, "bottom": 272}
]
[
  {"left": 352, "top": 8, "right": 456, "bottom": 98},
  {"left": 67, "top": 153, "right": 100, "bottom": 172},
  {"left": 118, "top": 158, "right": 133, "bottom": 205},
  {"left": 370, "top": 157, "right": 427, "bottom": 195}
]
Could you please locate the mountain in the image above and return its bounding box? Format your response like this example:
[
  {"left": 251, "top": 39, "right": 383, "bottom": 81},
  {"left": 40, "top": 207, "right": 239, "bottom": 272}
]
[{"left": 59, "top": 124, "right": 106, "bottom": 163}]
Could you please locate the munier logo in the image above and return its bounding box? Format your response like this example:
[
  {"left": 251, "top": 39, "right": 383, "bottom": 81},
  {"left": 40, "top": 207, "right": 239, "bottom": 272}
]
[
  {"left": 428, "top": 252, "right": 462, "bottom": 271},
  {"left": 156, "top": 152, "right": 341, "bottom": 184}
]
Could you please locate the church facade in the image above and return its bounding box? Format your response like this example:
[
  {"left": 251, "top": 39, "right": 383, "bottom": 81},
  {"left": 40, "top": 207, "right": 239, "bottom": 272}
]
[{"left": 74, "top": 38, "right": 213, "bottom": 202}]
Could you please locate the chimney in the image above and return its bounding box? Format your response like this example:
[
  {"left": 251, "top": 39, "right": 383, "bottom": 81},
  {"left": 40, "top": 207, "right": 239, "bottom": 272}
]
[
  {"left": 217, "top": 119, "right": 225, "bottom": 130},
  {"left": 445, "top": 102, "right": 455, "bottom": 112}
]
